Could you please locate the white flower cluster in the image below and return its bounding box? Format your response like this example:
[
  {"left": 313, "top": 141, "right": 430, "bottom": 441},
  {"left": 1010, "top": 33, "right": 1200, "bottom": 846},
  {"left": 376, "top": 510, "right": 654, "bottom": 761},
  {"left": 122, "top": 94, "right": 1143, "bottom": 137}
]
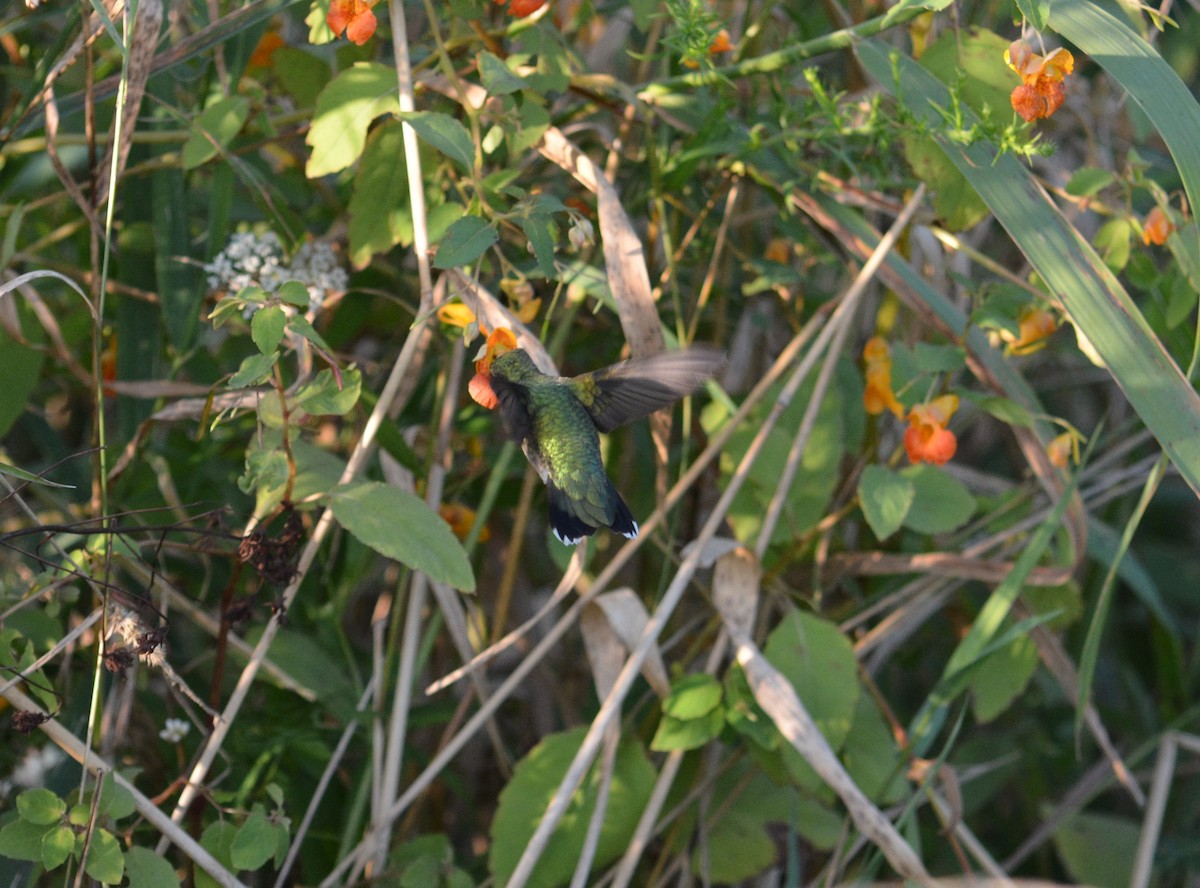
[
  {"left": 205, "top": 232, "right": 348, "bottom": 302},
  {"left": 1, "top": 744, "right": 67, "bottom": 801},
  {"left": 159, "top": 718, "right": 191, "bottom": 743}
]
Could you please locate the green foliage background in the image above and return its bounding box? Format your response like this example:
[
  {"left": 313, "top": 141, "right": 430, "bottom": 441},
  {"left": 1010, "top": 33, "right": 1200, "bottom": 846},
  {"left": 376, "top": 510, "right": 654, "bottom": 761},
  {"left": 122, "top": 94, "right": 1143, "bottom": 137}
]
[{"left": 2, "top": 0, "right": 1200, "bottom": 884}]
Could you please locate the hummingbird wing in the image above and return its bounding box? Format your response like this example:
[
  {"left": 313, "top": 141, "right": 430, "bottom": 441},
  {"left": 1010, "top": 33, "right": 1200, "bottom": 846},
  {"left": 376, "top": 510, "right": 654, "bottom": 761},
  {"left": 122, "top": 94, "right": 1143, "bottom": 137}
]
[{"left": 566, "top": 347, "right": 725, "bottom": 433}]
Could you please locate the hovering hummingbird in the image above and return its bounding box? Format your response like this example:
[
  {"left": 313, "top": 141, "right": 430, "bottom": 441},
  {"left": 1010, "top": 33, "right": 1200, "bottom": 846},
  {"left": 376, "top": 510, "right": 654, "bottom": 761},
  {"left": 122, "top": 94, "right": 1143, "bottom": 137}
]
[{"left": 468, "top": 328, "right": 724, "bottom": 545}]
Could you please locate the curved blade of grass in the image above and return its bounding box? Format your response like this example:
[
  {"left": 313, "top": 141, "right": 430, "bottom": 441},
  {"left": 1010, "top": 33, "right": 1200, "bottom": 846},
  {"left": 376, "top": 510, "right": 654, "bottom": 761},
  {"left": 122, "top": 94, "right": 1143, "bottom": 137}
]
[{"left": 857, "top": 40, "right": 1200, "bottom": 501}]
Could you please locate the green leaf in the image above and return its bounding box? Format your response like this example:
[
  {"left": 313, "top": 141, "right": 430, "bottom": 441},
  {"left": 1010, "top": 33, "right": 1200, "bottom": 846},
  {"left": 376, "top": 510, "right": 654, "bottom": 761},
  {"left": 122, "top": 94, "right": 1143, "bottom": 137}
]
[
  {"left": 290, "top": 366, "right": 362, "bottom": 417},
  {"left": 900, "top": 465, "right": 975, "bottom": 534},
  {"left": 231, "top": 809, "right": 276, "bottom": 871},
  {"left": 1066, "top": 167, "right": 1116, "bottom": 198},
  {"left": 970, "top": 394, "right": 1033, "bottom": 428},
  {"left": 0, "top": 312, "right": 44, "bottom": 439},
  {"left": 285, "top": 314, "right": 332, "bottom": 354},
  {"left": 1013, "top": 0, "right": 1049, "bottom": 30},
  {"left": 489, "top": 727, "right": 655, "bottom": 888},
  {"left": 251, "top": 305, "right": 287, "bottom": 355},
  {"left": 306, "top": 63, "right": 401, "bottom": 178},
  {"left": 182, "top": 96, "right": 250, "bottom": 170},
  {"left": 125, "top": 846, "right": 182, "bottom": 888},
  {"left": 81, "top": 828, "right": 124, "bottom": 884},
  {"left": 433, "top": 215, "right": 499, "bottom": 269},
  {"left": 479, "top": 52, "right": 527, "bottom": 96},
  {"left": 229, "top": 352, "right": 279, "bottom": 388},
  {"left": 763, "top": 610, "right": 858, "bottom": 788},
  {"left": 252, "top": 438, "right": 346, "bottom": 518},
  {"left": 858, "top": 464, "right": 914, "bottom": 541},
  {"left": 841, "top": 693, "right": 905, "bottom": 802},
  {"left": 724, "top": 666, "right": 779, "bottom": 751},
  {"left": 518, "top": 212, "right": 558, "bottom": 278},
  {"left": 649, "top": 708, "right": 725, "bottom": 752},
  {"left": 1093, "top": 217, "right": 1133, "bottom": 273},
  {"left": 1053, "top": 811, "right": 1139, "bottom": 888},
  {"left": 348, "top": 120, "right": 411, "bottom": 267},
  {"left": 323, "top": 481, "right": 475, "bottom": 591},
  {"left": 196, "top": 821, "right": 238, "bottom": 888},
  {"left": 277, "top": 281, "right": 311, "bottom": 308},
  {"left": 970, "top": 631, "right": 1039, "bottom": 722},
  {"left": 912, "top": 342, "right": 965, "bottom": 373},
  {"left": 662, "top": 673, "right": 723, "bottom": 719},
  {"left": 274, "top": 47, "right": 331, "bottom": 108},
  {"left": 398, "top": 111, "right": 475, "bottom": 171},
  {"left": 17, "top": 788, "right": 65, "bottom": 825},
  {"left": 0, "top": 817, "right": 52, "bottom": 861},
  {"left": 41, "top": 825, "right": 74, "bottom": 870}
]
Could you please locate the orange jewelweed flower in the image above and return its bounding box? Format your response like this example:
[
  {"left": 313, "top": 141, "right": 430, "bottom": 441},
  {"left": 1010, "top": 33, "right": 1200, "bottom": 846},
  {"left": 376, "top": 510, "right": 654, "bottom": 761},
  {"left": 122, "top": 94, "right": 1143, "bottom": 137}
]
[
  {"left": 437, "top": 302, "right": 477, "bottom": 329},
  {"left": 1006, "top": 306, "right": 1059, "bottom": 355},
  {"left": 862, "top": 337, "right": 904, "bottom": 418},
  {"left": 469, "top": 327, "right": 519, "bottom": 410},
  {"left": 1004, "top": 39, "right": 1074, "bottom": 122},
  {"left": 248, "top": 31, "right": 285, "bottom": 69},
  {"left": 1142, "top": 205, "right": 1175, "bottom": 246},
  {"left": 709, "top": 29, "right": 733, "bottom": 54},
  {"left": 327, "top": 0, "right": 377, "bottom": 45},
  {"left": 498, "top": 0, "right": 547, "bottom": 17},
  {"left": 1046, "top": 432, "right": 1078, "bottom": 469},
  {"left": 440, "top": 503, "right": 490, "bottom": 542},
  {"left": 904, "top": 394, "right": 959, "bottom": 465}
]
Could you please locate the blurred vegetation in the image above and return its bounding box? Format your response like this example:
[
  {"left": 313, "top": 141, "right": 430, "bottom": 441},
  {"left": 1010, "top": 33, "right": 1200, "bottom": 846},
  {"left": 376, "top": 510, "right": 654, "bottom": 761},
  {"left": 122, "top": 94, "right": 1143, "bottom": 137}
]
[{"left": 2, "top": 0, "right": 1200, "bottom": 885}]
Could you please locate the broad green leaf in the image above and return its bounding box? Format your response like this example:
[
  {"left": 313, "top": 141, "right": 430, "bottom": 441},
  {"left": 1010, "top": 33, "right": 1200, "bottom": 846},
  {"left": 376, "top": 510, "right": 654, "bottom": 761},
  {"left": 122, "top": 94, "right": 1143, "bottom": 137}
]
[
  {"left": 398, "top": 111, "right": 475, "bottom": 171},
  {"left": 919, "top": 27, "right": 1016, "bottom": 125},
  {"left": 518, "top": 212, "right": 558, "bottom": 278},
  {"left": 231, "top": 809, "right": 276, "bottom": 871},
  {"left": 512, "top": 101, "right": 550, "bottom": 154},
  {"left": 1013, "top": 0, "right": 1048, "bottom": 30},
  {"left": 306, "top": 63, "right": 400, "bottom": 178},
  {"left": 274, "top": 46, "right": 331, "bottom": 108},
  {"left": 479, "top": 51, "right": 527, "bottom": 95},
  {"left": 0, "top": 817, "right": 52, "bottom": 861},
  {"left": 0, "top": 314, "right": 44, "bottom": 439},
  {"left": 125, "top": 846, "right": 182, "bottom": 888},
  {"left": 251, "top": 305, "right": 287, "bottom": 355},
  {"left": 724, "top": 665, "right": 780, "bottom": 751},
  {"left": 649, "top": 709, "right": 725, "bottom": 752},
  {"left": 489, "top": 727, "right": 655, "bottom": 888},
  {"left": 182, "top": 96, "right": 250, "bottom": 170},
  {"left": 858, "top": 464, "right": 914, "bottom": 540},
  {"left": 229, "top": 352, "right": 279, "bottom": 388},
  {"left": 289, "top": 366, "right": 362, "bottom": 417},
  {"left": 196, "top": 821, "right": 238, "bottom": 888},
  {"left": 900, "top": 465, "right": 975, "bottom": 534},
  {"left": 1053, "top": 811, "right": 1139, "bottom": 888},
  {"left": 858, "top": 39, "right": 1200, "bottom": 501},
  {"left": 913, "top": 342, "right": 965, "bottom": 373},
  {"left": 970, "top": 394, "right": 1033, "bottom": 428},
  {"left": 348, "top": 120, "right": 410, "bottom": 268},
  {"left": 285, "top": 314, "right": 332, "bottom": 354},
  {"left": 841, "top": 693, "right": 905, "bottom": 803},
  {"left": 1093, "top": 217, "right": 1133, "bottom": 273},
  {"left": 253, "top": 438, "right": 346, "bottom": 518},
  {"left": 1066, "top": 167, "right": 1116, "bottom": 197},
  {"left": 41, "top": 825, "right": 74, "bottom": 870},
  {"left": 277, "top": 281, "right": 311, "bottom": 308},
  {"left": 323, "top": 481, "right": 475, "bottom": 591},
  {"left": 662, "top": 674, "right": 723, "bottom": 719},
  {"left": 433, "top": 215, "right": 499, "bottom": 269},
  {"left": 763, "top": 610, "right": 858, "bottom": 789},
  {"left": 17, "top": 788, "right": 65, "bottom": 825},
  {"left": 970, "top": 632, "right": 1039, "bottom": 722},
  {"left": 81, "top": 828, "right": 124, "bottom": 884}
]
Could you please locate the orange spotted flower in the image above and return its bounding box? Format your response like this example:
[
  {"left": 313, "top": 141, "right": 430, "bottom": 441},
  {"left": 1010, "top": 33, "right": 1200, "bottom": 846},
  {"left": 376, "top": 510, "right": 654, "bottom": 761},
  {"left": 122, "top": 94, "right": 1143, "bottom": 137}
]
[
  {"left": 495, "top": 0, "right": 547, "bottom": 17},
  {"left": 1046, "top": 431, "right": 1078, "bottom": 469},
  {"left": 1005, "top": 39, "right": 1074, "bottom": 122},
  {"left": 1142, "top": 205, "right": 1175, "bottom": 246},
  {"left": 440, "top": 503, "right": 490, "bottom": 542},
  {"left": 904, "top": 394, "right": 959, "bottom": 465},
  {"left": 468, "top": 327, "right": 519, "bottom": 410},
  {"left": 862, "top": 337, "right": 904, "bottom": 418},
  {"left": 683, "top": 27, "right": 735, "bottom": 68},
  {"left": 1006, "top": 306, "right": 1059, "bottom": 356},
  {"left": 327, "top": 0, "right": 377, "bottom": 45}
]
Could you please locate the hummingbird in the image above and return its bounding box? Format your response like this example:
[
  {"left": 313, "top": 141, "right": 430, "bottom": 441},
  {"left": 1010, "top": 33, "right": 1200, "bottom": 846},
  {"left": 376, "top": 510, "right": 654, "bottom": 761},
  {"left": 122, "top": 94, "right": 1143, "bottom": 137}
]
[{"left": 468, "top": 328, "right": 724, "bottom": 545}]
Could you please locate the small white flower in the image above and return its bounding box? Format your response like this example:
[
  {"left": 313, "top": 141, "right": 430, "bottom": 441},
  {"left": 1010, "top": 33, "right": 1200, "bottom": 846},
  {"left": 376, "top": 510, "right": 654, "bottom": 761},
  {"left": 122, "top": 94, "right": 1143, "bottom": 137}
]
[
  {"left": 10, "top": 745, "right": 66, "bottom": 788},
  {"left": 159, "top": 718, "right": 191, "bottom": 743}
]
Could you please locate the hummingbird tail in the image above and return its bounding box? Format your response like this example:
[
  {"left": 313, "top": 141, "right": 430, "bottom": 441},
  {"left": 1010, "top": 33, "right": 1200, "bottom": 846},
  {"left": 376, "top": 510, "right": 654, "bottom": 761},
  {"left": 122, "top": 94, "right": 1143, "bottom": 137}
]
[{"left": 546, "top": 482, "right": 639, "bottom": 545}]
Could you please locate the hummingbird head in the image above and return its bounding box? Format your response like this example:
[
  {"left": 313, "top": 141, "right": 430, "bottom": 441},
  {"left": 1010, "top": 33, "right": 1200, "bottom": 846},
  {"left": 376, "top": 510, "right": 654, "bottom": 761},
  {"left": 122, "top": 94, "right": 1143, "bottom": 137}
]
[{"left": 468, "top": 327, "right": 518, "bottom": 410}]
